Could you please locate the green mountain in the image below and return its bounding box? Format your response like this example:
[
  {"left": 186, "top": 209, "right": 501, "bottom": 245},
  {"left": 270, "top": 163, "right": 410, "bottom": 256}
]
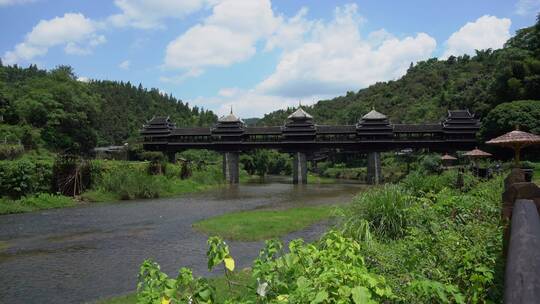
[
  {"left": 257, "top": 17, "right": 540, "bottom": 134},
  {"left": 0, "top": 65, "right": 216, "bottom": 153}
]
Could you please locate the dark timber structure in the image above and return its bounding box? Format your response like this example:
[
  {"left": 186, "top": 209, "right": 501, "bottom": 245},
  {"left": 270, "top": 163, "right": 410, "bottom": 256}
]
[{"left": 141, "top": 108, "right": 480, "bottom": 184}]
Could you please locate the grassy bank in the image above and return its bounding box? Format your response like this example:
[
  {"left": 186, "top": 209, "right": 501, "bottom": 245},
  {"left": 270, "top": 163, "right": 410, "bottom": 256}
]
[
  {"left": 0, "top": 159, "right": 230, "bottom": 215},
  {"left": 193, "top": 205, "right": 337, "bottom": 241},
  {"left": 0, "top": 193, "right": 74, "bottom": 215}
]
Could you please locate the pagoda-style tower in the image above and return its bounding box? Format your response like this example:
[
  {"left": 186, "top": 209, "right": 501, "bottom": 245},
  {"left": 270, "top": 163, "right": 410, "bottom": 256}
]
[
  {"left": 283, "top": 107, "right": 315, "bottom": 184},
  {"left": 356, "top": 108, "right": 393, "bottom": 139},
  {"left": 213, "top": 109, "right": 244, "bottom": 184},
  {"left": 283, "top": 107, "right": 316, "bottom": 141},
  {"left": 140, "top": 116, "right": 176, "bottom": 161},
  {"left": 442, "top": 110, "right": 480, "bottom": 141},
  {"left": 356, "top": 109, "right": 391, "bottom": 185}
]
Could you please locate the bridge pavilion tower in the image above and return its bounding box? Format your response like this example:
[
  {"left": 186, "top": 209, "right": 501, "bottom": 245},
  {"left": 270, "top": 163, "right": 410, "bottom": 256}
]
[
  {"left": 212, "top": 109, "right": 244, "bottom": 184},
  {"left": 283, "top": 107, "right": 316, "bottom": 184},
  {"left": 356, "top": 108, "right": 392, "bottom": 184}
]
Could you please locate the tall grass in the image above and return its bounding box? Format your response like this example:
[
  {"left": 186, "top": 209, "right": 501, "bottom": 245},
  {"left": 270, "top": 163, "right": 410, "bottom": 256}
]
[{"left": 347, "top": 184, "right": 413, "bottom": 240}]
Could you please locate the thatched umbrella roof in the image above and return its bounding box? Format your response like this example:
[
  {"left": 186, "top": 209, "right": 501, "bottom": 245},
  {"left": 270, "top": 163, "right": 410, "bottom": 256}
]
[
  {"left": 486, "top": 129, "right": 540, "bottom": 165},
  {"left": 441, "top": 153, "right": 457, "bottom": 160},
  {"left": 486, "top": 130, "right": 540, "bottom": 147},
  {"left": 463, "top": 148, "right": 492, "bottom": 158}
]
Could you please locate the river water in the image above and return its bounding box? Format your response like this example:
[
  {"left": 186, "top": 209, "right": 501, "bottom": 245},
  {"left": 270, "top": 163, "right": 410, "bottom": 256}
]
[{"left": 0, "top": 177, "right": 365, "bottom": 304}]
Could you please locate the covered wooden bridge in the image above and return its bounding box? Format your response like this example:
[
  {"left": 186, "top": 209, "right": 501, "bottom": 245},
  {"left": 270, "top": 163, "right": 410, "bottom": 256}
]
[{"left": 140, "top": 108, "right": 480, "bottom": 184}]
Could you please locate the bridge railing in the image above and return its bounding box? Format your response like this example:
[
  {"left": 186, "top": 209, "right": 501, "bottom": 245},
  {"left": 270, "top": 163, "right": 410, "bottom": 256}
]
[{"left": 502, "top": 169, "right": 540, "bottom": 303}]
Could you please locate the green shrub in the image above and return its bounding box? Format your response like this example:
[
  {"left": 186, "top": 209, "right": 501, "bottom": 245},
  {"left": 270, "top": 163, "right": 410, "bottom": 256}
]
[
  {"left": 0, "top": 144, "right": 24, "bottom": 160},
  {"left": 0, "top": 159, "right": 53, "bottom": 198},
  {"left": 402, "top": 170, "right": 478, "bottom": 196}
]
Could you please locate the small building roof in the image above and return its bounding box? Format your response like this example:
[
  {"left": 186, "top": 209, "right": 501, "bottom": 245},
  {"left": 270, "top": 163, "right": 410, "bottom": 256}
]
[
  {"left": 362, "top": 109, "right": 387, "bottom": 120},
  {"left": 288, "top": 107, "right": 313, "bottom": 120},
  {"left": 441, "top": 153, "right": 457, "bottom": 160},
  {"left": 463, "top": 148, "right": 492, "bottom": 158}
]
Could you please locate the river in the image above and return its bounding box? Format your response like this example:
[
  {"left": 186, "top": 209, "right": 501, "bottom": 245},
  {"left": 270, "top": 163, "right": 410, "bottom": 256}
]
[{"left": 0, "top": 177, "right": 365, "bottom": 303}]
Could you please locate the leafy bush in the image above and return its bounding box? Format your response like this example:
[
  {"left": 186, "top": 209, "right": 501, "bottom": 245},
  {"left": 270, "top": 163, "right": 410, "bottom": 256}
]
[
  {"left": 0, "top": 159, "right": 53, "bottom": 198},
  {"left": 401, "top": 170, "right": 478, "bottom": 196},
  {"left": 0, "top": 144, "right": 24, "bottom": 160},
  {"left": 340, "top": 172, "right": 504, "bottom": 303}
]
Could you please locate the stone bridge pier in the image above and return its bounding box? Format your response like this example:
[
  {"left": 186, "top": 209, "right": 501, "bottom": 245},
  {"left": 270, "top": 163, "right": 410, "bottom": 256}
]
[
  {"left": 222, "top": 152, "right": 239, "bottom": 184},
  {"left": 292, "top": 152, "right": 308, "bottom": 184},
  {"left": 367, "top": 152, "right": 382, "bottom": 185}
]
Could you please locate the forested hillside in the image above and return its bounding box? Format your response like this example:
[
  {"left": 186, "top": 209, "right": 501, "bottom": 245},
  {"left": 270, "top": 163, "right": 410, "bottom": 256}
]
[
  {"left": 258, "top": 17, "right": 540, "bottom": 135},
  {"left": 0, "top": 65, "right": 216, "bottom": 153}
]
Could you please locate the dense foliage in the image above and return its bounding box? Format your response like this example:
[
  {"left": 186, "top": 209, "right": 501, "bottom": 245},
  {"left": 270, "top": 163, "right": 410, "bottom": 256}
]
[
  {"left": 136, "top": 170, "right": 504, "bottom": 303},
  {"left": 0, "top": 64, "right": 216, "bottom": 153},
  {"left": 257, "top": 18, "right": 540, "bottom": 144}
]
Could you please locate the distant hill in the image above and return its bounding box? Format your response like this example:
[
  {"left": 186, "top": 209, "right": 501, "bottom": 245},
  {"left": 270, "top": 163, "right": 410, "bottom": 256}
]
[
  {"left": 242, "top": 118, "right": 260, "bottom": 126},
  {"left": 0, "top": 65, "right": 216, "bottom": 153},
  {"left": 257, "top": 17, "right": 540, "bottom": 131}
]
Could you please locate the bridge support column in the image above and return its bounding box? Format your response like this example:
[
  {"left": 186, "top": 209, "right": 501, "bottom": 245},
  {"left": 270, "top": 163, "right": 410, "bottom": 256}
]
[
  {"left": 292, "top": 152, "right": 308, "bottom": 184},
  {"left": 223, "top": 152, "right": 239, "bottom": 184},
  {"left": 367, "top": 152, "right": 381, "bottom": 185}
]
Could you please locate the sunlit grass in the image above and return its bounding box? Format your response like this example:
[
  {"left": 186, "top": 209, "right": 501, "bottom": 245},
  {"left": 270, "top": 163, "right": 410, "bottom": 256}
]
[{"left": 193, "top": 205, "right": 338, "bottom": 241}]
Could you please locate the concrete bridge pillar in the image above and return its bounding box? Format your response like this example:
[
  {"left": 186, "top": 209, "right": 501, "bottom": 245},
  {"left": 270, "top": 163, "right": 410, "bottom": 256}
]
[
  {"left": 367, "top": 152, "right": 381, "bottom": 185},
  {"left": 222, "top": 152, "right": 239, "bottom": 184},
  {"left": 293, "top": 152, "right": 308, "bottom": 184}
]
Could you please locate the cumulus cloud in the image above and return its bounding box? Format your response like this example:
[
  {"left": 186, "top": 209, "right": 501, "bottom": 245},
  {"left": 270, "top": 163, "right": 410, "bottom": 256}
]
[
  {"left": 442, "top": 15, "right": 511, "bottom": 58},
  {"left": 515, "top": 0, "right": 540, "bottom": 16},
  {"left": 2, "top": 13, "right": 104, "bottom": 64},
  {"left": 257, "top": 4, "right": 437, "bottom": 98},
  {"left": 108, "top": 0, "right": 214, "bottom": 29},
  {"left": 164, "top": 0, "right": 280, "bottom": 76}
]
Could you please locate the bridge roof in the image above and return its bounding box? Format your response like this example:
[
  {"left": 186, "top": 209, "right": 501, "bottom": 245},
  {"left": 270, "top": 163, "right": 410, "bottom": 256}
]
[
  {"left": 245, "top": 126, "right": 282, "bottom": 135},
  {"left": 317, "top": 125, "right": 356, "bottom": 134},
  {"left": 171, "top": 128, "right": 212, "bottom": 136},
  {"left": 394, "top": 124, "right": 442, "bottom": 132}
]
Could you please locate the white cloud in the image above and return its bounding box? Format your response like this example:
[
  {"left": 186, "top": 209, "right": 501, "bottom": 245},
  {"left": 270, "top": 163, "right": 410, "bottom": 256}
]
[
  {"left": 159, "top": 68, "right": 204, "bottom": 84},
  {"left": 77, "top": 76, "right": 90, "bottom": 82},
  {"left": 2, "top": 13, "right": 104, "bottom": 64},
  {"left": 108, "top": 0, "right": 214, "bottom": 29},
  {"left": 442, "top": 15, "right": 511, "bottom": 58},
  {"left": 515, "top": 0, "right": 540, "bottom": 16},
  {"left": 164, "top": 0, "right": 280, "bottom": 73},
  {"left": 0, "top": 0, "right": 36, "bottom": 6},
  {"left": 257, "top": 4, "right": 437, "bottom": 98},
  {"left": 119, "top": 60, "right": 131, "bottom": 70},
  {"left": 265, "top": 7, "right": 313, "bottom": 51}
]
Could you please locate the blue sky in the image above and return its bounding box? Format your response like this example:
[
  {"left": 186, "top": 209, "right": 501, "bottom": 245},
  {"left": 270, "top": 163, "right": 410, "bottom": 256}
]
[{"left": 1, "top": 0, "right": 539, "bottom": 117}]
